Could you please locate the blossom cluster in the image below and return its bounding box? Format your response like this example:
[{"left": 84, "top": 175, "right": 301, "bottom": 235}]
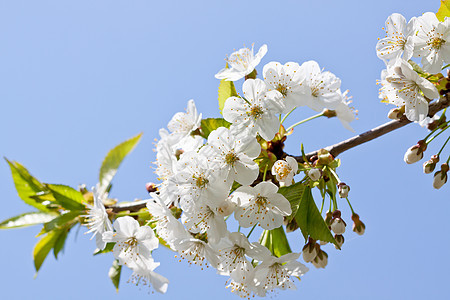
[
  {"left": 84, "top": 44, "right": 359, "bottom": 297},
  {"left": 377, "top": 12, "right": 446, "bottom": 122}
]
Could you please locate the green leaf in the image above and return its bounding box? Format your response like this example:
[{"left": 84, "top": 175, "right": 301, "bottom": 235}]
[
  {"left": 259, "top": 226, "right": 292, "bottom": 258},
  {"left": 109, "top": 259, "right": 122, "bottom": 292},
  {"left": 5, "top": 158, "right": 50, "bottom": 212},
  {"left": 294, "top": 186, "right": 337, "bottom": 246},
  {"left": 42, "top": 211, "right": 81, "bottom": 234},
  {"left": 0, "top": 212, "right": 58, "bottom": 229},
  {"left": 437, "top": 0, "right": 450, "bottom": 21},
  {"left": 94, "top": 242, "right": 115, "bottom": 255},
  {"left": 278, "top": 182, "right": 305, "bottom": 222},
  {"left": 33, "top": 230, "right": 60, "bottom": 272},
  {"left": 218, "top": 77, "right": 238, "bottom": 114},
  {"left": 99, "top": 133, "right": 143, "bottom": 189},
  {"left": 46, "top": 184, "right": 86, "bottom": 211},
  {"left": 200, "top": 118, "right": 231, "bottom": 139},
  {"left": 53, "top": 227, "right": 69, "bottom": 259}
]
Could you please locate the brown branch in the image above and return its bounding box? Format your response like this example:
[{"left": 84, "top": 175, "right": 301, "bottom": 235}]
[
  {"left": 110, "top": 94, "right": 450, "bottom": 211},
  {"left": 294, "top": 94, "right": 450, "bottom": 163}
]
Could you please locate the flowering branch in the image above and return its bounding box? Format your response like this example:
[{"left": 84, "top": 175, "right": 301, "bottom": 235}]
[{"left": 294, "top": 94, "right": 450, "bottom": 163}]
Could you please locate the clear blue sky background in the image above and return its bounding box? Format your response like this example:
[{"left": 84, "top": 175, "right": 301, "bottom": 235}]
[{"left": 0, "top": 1, "right": 447, "bottom": 299}]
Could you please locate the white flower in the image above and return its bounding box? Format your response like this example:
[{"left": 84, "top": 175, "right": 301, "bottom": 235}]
[
  {"left": 169, "top": 151, "right": 230, "bottom": 212},
  {"left": 332, "top": 89, "right": 356, "bottom": 131},
  {"left": 215, "top": 232, "right": 271, "bottom": 282},
  {"left": 182, "top": 202, "right": 228, "bottom": 243},
  {"left": 128, "top": 258, "right": 169, "bottom": 294},
  {"left": 167, "top": 99, "right": 202, "bottom": 136},
  {"left": 376, "top": 13, "right": 415, "bottom": 64},
  {"left": 271, "top": 156, "right": 298, "bottom": 187},
  {"left": 215, "top": 196, "right": 237, "bottom": 217},
  {"left": 223, "top": 79, "right": 282, "bottom": 141},
  {"left": 102, "top": 216, "right": 159, "bottom": 269},
  {"left": 174, "top": 237, "right": 219, "bottom": 268},
  {"left": 234, "top": 182, "right": 292, "bottom": 230},
  {"left": 413, "top": 12, "right": 450, "bottom": 74},
  {"left": 215, "top": 44, "right": 268, "bottom": 81},
  {"left": 263, "top": 61, "right": 306, "bottom": 113},
  {"left": 381, "top": 58, "right": 439, "bottom": 122},
  {"left": 146, "top": 193, "right": 188, "bottom": 249},
  {"left": 201, "top": 127, "right": 260, "bottom": 186},
  {"left": 297, "top": 60, "right": 342, "bottom": 112},
  {"left": 84, "top": 186, "right": 113, "bottom": 250},
  {"left": 253, "top": 252, "right": 308, "bottom": 296}
]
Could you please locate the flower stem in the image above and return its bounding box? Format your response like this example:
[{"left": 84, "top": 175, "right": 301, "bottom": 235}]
[
  {"left": 345, "top": 197, "right": 355, "bottom": 214},
  {"left": 262, "top": 164, "right": 269, "bottom": 181},
  {"left": 286, "top": 112, "right": 324, "bottom": 132},
  {"left": 280, "top": 107, "right": 297, "bottom": 124},
  {"left": 427, "top": 125, "right": 450, "bottom": 144},
  {"left": 438, "top": 134, "right": 450, "bottom": 156},
  {"left": 246, "top": 224, "right": 257, "bottom": 238},
  {"left": 424, "top": 121, "right": 449, "bottom": 142}
]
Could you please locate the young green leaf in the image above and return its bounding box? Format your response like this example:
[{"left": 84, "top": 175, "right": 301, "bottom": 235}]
[
  {"left": 99, "top": 133, "right": 143, "bottom": 190},
  {"left": 5, "top": 158, "right": 50, "bottom": 212},
  {"left": 41, "top": 211, "right": 82, "bottom": 234},
  {"left": 53, "top": 227, "right": 70, "bottom": 259},
  {"left": 109, "top": 259, "right": 122, "bottom": 292},
  {"left": 0, "top": 212, "right": 58, "bottom": 229},
  {"left": 218, "top": 77, "right": 238, "bottom": 114},
  {"left": 46, "top": 184, "right": 86, "bottom": 211},
  {"left": 33, "top": 230, "right": 61, "bottom": 273},
  {"left": 278, "top": 181, "right": 305, "bottom": 222},
  {"left": 259, "top": 226, "right": 292, "bottom": 258},
  {"left": 295, "top": 186, "right": 337, "bottom": 246},
  {"left": 437, "top": 0, "right": 450, "bottom": 21},
  {"left": 200, "top": 118, "right": 231, "bottom": 139}
]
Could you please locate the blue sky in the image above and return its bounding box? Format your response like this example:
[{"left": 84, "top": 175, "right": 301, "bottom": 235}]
[{"left": 0, "top": 1, "right": 447, "bottom": 299}]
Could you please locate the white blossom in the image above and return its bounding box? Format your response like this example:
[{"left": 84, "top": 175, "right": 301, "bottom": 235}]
[
  {"left": 128, "top": 258, "right": 169, "bottom": 294},
  {"left": 102, "top": 216, "right": 159, "bottom": 269},
  {"left": 223, "top": 79, "right": 282, "bottom": 141},
  {"left": 253, "top": 253, "right": 308, "bottom": 296},
  {"left": 84, "top": 186, "right": 113, "bottom": 250},
  {"left": 215, "top": 44, "right": 267, "bottom": 81},
  {"left": 297, "top": 60, "right": 342, "bottom": 112},
  {"left": 271, "top": 156, "right": 298, "bottom": 187},
  {"left": 332, "top": 89, "right": 356, "bottom": 131},
  {"left": 263, "top": 61, "right": 306, "bottom": 113},
  {"left": 413, "top": 12, "right": 450, "bottom": 74},
  {"left": 376, "top": 13, "right": 415, "bottom": 64},
  {"left": 167, "top": 99, "right": 202, "bottom": 137},
  {"left": 234, "top": 182, "right": 292, "bottom": 230},
  {"left": 174, "top": 238, "right": 219, "bottom": 268},
  {"left": 380, "top": 58, "right": 439, "bottom": 122}
]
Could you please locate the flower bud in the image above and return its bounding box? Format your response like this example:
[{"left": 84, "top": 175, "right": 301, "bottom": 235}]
[
  {"left": 317, "top": 149, "right": 334, "bottom": 166},
  {"left": 324, "top": 210, "right": 333, "bottom": 226},
  {"left": 338, "top": 182, "right": 350, "bottom": 198},
  {"left": 312, "top": 250, "right": 328, "bottom": 269},
  {"left": 145, "top": 182, "right": 158, "bottom": 193},
  {"left": 423, "top": 155, "right": 439, "bottom": 174},
  {"left": 433, "top": 163, "right": 449, "bottom": 189},
  {"left": 319, "top": 240, "right": 328, "bottom": 246},
  {"left": 387, "top": 108, "right": 403, "bottom": 120},
  {"left": 331, "top": 217, "right": 346, "bottom": 235},
  {"left": 307, "top": 168, "right": 322, "bottom": 181},
  {"left": 302, "top": 239, "right": 318, "bottom": 263},
  {"left": 351, "top": 213, "right": 366, "bottom": 235},
  {"left": 334, "top": 234, "right": 344, "bottom": 249},
  {"left": 216, "top": 197, "right": 237, "bottom": 217},
  {"left": 404, "top": 141, "right": 427, "bottom": 164}
]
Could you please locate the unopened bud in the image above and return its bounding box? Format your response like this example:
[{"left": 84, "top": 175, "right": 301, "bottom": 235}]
[
  {"left": 404, "top": 141, "right": 426, "bottom": 164},
  {"left": 433, "top": 163, "right": 449, "bottom": 189},
  {"left": 302, "top": 240, "right": 318, "bottom": 263},
  {"left": 317, "top": 149, "right": 334, "bottom": 166},
  {"left": 387, "top": 108, "right": 403, "bottom": 120},
  {"left": 145, "top": 182, "right": 158, "bottom": 193},
  {"left": 338, "top": 182, "right": 350, "bottom": 198},
  {"left": 334, "top": 234, "right": 344, "bottom": 249},
  {"left": 324, "top": 211, "right": 333, "bottom": 226},
  {"left": 308, "top": 168, "right": 322, "bottom": 181},
  {"left": 312, "top": 250, "right": 328, "bottom": 269},
  {"left": 423, "top": 155, "right": 439, "bottom": 174},
  {"left": 175, "top": 149, "right": 184, "bottom": 160},
  {"left": 322, "top": 109, "right": 337, "bottom": 118},
  {"left": 331, "top": 217, "right": 346, "bottom": 235},
  {"left": 351, "top": 213, "right": 366, "bottom": 235},
  {"left": 215, "top": 197, "right": 237, "bottom": 217}
]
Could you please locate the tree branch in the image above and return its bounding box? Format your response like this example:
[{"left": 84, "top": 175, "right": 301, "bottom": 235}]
[
  {"left": 294, "top": 94, "right": 450, "bottom": 163},
  {"left": 109, "top": 94, "right": 450, "bottom": 212}
]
